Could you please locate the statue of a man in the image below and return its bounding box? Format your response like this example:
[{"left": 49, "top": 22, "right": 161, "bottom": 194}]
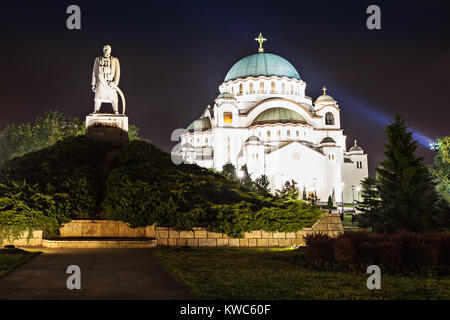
[{"left": 91, "top": 45, "right": 121, "bottom": 114}]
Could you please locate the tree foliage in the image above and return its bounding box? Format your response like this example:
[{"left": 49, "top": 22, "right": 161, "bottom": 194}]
[
  {"left": 255, "top": 175, "right": 270, "bottom": 192},
  {"left": 430, "top": 136, "right": 450, "bottom": 203},
  {"left": 357, "top": 115, "right": 447, "bottom": 233},
  {"left": 0, "top": 110, "right": 142, "bottom": 164},
  {"left": 0, "top": 111, "right": 84, "bottom": 163},
  {"left": 0, "top": 180, "right": 72, "bottom": 242}
]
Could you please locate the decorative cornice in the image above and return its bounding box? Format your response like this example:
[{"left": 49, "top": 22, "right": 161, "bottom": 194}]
[
  {"left": 222, "top": 75, "right": 305, "bottom": 86},
  {"left": 240, "top": 97, "right": 321, "bottom": 119}
]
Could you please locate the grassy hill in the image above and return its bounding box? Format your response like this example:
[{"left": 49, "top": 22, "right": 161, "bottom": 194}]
[{"left": 0, "top": 136, "right": 324, "bottom": 238}]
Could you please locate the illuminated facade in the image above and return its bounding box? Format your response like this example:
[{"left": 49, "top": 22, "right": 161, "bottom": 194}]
[{"left": 176, "top": 35, "right": 368, "bottom": 203}]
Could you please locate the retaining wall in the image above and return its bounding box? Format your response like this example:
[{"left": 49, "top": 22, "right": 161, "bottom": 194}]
[
  {"left": 2, "top": 214, "right": 343, "bottom": 248},
  {"left": 155, "top": 213, "right": 343, "bottom": 247}
]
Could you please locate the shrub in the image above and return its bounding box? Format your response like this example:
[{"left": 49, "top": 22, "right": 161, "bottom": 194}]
[
  {"left": 0, "top": 136, "right": 111, "bottom": 218},
  {"left": 0, "top": 181, "right": 71, "bottom": 242},
  {"left": 354, "top": 241, "right": 376, "bottom": 264},
  {"left": 333, "top": 237, "right": 355, "bottom": 265},
  {"left": 303, "top": 231, "right": 449, "bottom": 273},
  {"left": 304, "top": 234, "right": 335, "bottom": 266},
  {"left": 374, "top": 242, "right": 402, "bottom": 266}
]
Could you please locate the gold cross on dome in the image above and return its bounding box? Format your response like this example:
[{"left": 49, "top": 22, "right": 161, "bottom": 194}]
[
  {"left": 322, "top": 86, "right": 327, "bottom": 95},
  {"left": 255, "top": 33, "right": 267, "bottom": 53}
]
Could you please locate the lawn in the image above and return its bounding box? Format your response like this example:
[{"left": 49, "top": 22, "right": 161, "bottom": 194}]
[
  {"left": 153, "top": 247, "right": 450, "bottom": 300},
  {"left": 0, "top": 249, "right": 39, "bottom": 277}
]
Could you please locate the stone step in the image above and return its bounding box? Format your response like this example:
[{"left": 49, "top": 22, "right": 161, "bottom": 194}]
[{"left": 41, "top": 237, "right": 157, "bottom": 248}]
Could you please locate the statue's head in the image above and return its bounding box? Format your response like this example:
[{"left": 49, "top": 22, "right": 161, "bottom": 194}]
[{"left": 103, "top": 45, "right": 112, "bottom": 57}]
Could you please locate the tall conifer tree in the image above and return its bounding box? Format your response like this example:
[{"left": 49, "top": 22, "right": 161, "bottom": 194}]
[{"left": 376, "top": 115, "right": 438, "bottom": 232}]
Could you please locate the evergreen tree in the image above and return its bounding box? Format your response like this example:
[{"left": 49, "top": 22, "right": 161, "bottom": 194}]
[
  {"left": 327, "top": 195, "right": 333, "bottom": 213},
  {"left": 430, "top": 136, "right": 450, "bottom": 203},
  {"left": 221, "top": 162, "right": 236, "bottom": 180},
  {"left": 376, "top": 115, "right": 439, "bottom": 233},
  {"left": 275, "top": 179, "right": 299, "bottom": 201},
  {"left": 355, "top": 176, "right": 382, "bottom": 230},
  {"left": 255, "top": 174, "right": 270, "bottom": 192},
  {"left": 302, "top": 187, "right": 307, "bottom": 201}
]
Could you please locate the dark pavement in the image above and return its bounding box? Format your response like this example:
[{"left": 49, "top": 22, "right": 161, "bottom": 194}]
[{"left": 0, "top": 248, "right": 194, "bottom": 300}]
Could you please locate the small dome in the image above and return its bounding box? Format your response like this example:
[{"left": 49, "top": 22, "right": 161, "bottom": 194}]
[
  {"left": 251, "top": 108, "right": 307, "bottom": 126},
  {"left": 315, "top": 94, "right": 336, "bottom": 104},
  {"left": 246, "top": 135, "right": 260, "bottom": 142},
  {"left": 187, "top": 117, "right": 211, "bottom": 132},
  {"left": 320, "top": 137, "right": 336, "bottom": 144},
  {"left": 349, "top": 145, "right": 363, "bottom": 152},
  {"left": 217, "top": 92, "right": 234, "bottom": 99},
  {"left": 224, "top": 53, "right": 301, "bottom": 82},
  {"left": 349, "top": 139, "right": 363, "bottom": 152}
]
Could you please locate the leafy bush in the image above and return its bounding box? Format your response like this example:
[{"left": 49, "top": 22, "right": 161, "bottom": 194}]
[
  {"left": 303, "top": 231, "right": 450, "bottom": 274},
  {"left": 333, "top": 237, "right": 355, "bottom": 265},
  {"left": 0, "top": 181, "right": 71, "bottom": 242},
  {"left": 304, "top": 234, "right": 334, "bottom": 266},
  {"left": 0, "top": 136, "right": 111, "bottom": 218}
]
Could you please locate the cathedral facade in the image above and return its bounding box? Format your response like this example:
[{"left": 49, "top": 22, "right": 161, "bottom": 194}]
[{"left": 175, "top": 35, "right": 368, "bottom": 204}]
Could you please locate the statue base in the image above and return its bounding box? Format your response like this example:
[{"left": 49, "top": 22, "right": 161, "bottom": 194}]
[{"left": 85, "top": 113, "right": 129, "bottom": 146}]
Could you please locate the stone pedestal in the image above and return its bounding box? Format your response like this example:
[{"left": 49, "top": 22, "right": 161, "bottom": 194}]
[{"left": 85, "top": 113, "right": 129, "bottom": 146}]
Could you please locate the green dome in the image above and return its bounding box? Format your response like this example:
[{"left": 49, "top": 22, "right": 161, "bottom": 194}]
[
  {"left": 252, "top": 108, "right": 306, "bottom": 126},
  {"left": 217, "top": 92, "right": 234, "bottom": 99},
  {"left": 187, "top": 117, "right": 211, "bottom": 132},
  {"left": 315, "top": 94, "right": 335, "bottom": 103},
  {"left": 224, "top": 53, "right": 301, "bottom": 82},
  {"left": 320, "top": 137, "right": 336, "bottom": 144}
]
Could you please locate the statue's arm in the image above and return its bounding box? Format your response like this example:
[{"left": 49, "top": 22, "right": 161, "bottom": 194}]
[
  {"left": 114, "top": 58, "right": 120, "bottom": 85},
  {"left": 91, "top": 58, "right": 99, "bottom": 86}
]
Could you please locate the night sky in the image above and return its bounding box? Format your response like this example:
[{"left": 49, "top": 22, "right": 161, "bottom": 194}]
[{"left": 1, "top": 0, "right": 449, "bottom": 176}]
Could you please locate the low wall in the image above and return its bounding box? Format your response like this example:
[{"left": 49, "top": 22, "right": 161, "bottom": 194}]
[
  {"left": 156, "top": 213, "right": 343, "bottom": 247},
  {"left": 59, "top": 219, "right": 155, "bottom": 238},
  {"left": 1, "top": 230, "right": 43, "bottom": 247},
  {"left": 1, "top": 214, "right": 343, "bottom": 248}
]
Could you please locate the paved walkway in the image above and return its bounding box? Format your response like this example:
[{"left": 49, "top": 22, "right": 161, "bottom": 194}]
[{"left": 0, "top": 248, "right": 194, "bottom": 300}]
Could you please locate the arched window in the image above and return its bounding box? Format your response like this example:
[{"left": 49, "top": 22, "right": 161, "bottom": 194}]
[
  {"left": 325, "top": 112, "right": 335, "bottom": 125},
  {"left": 205, "top": 138, "right": 208, "bottom": 145},
  {"left": 239, "top": 84, "right": 243, "bottom": 95},
  {"left": 290, "top": 84, "right": 293, "bottom": 94},
  {"left": 287, "top": 130, "right": 291, "bottom": 138},
  {"left": 277, "top": 130, "right": 281, "bottom": 138},
  {"left": 271, "top": 81, "right": 275, "bottom": 93},
  {"left": 267, "top": 130, "right": 271, "bottom": 139},
  {"left": 260, "top": 82, "right": 265, "bottom": 93},
  {"left": 223, "top": 112, "right": 233, "bottom": 124},
  {"left": 231, "top": 87, "right": 234, "bottom": 96},
  {"left": 296, "top": 130, "right": 299, "bottom": 138},
  {"left": 249, "top": 82, "right": 253, "bottom": 94},
  {"left": 282, "top": 83, "right": 285, "bottom": 93}
]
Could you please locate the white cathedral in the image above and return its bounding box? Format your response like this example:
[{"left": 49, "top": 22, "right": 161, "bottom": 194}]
[{"left": 175, "top": 34, "right": 368, "bottom": 204}]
